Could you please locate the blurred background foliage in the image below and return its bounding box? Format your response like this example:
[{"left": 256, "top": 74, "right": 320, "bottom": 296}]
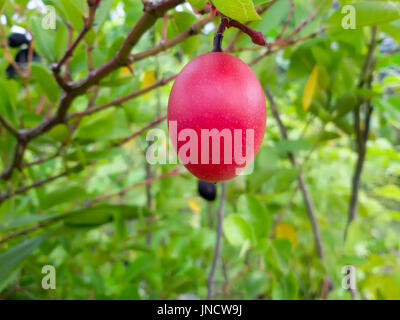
[{"left": 0, "top": 0, "right": 400, "bottom": 300}]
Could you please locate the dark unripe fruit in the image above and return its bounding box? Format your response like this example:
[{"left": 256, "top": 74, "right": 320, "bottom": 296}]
[
  {"left": 198, "top": 180, "right": 217, "bottom": 201},
  {"left": 168, "top": 52, "right": 266, "bottom": 182},
  {"left": 8, "top": 33, "right": 30, "bottom": 48}
]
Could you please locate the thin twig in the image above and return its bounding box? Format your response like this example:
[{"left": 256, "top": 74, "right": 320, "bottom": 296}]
[
  {"left": 68, "top": 75, "right": 177, "bottom": 119},
  {"left": 265, "top": 87, "right": 325, "bottom": 259},
  {"left": 276, "top": 0, "right": 294, "bottom": 40},
  {"left": 207, "top": 182, "right": 226, "bottom": 300},
  {"left": 0, "top": 116, "right": 19, "bottom": 138},
  {"left": 86, "top": 168, "right": 180, "bottom": 206},
  {"left": 344, "top": 26, "right": 378, "bottom": 240},
  {"left": 0, "top": 0, "right": 184, "bottom": 181}
]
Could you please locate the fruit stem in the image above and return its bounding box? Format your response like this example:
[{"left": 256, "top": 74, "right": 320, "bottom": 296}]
[
  {"left": 211, "top": 14, "right": 267, "bottom": 52},
  {"left": 212, "top": 18, "right": 228, "bottom": 52}
]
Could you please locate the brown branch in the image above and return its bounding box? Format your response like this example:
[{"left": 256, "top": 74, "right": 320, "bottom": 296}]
[
  {"left": 207, "top": 182, "right": 227, "bottom": 300},
  {"left": 0, "top": 220, "right": 54, "bottom": 245},
  {"left": 129, "top": 15, "right": 215, "bottom": 63},
  {"left": 249, "top": 27, "right": 328, "bottom": 67},
  {"left": 68, "top": 74, "right": 177, "bottom": 119},
  {"left": 0, "top": 116, "right": 19, "bottom": 138},
  {"left": 86, "top": 167, "right": 180, "bottom": 206},
  {"left": 0, "top": 168, "right": 178, "bottom": 245},
  {"left": 0, "top": 0, "right": 183, "bottom": 181},
  {"left": 276, "top": 0, "right": 294, "bottom": 40},
  {"left": 0, "top": 24, "right": 26, "bottom": 79},
  {"left": 265, "top": 87, "right": 325, "bottom": 259},
  {"left": 0, "top": 171, "right": 68, "bottom": 205},
  {"left": 52, "top": 0, "right": 100, "bottom": 73},
  {"left": 285, "top": 9, "right": 318, "bottom": 40},
  {"left": 113, "top": 115, "right": 167, "bottom": 148},
  {"left": 0, "top": 140, "right": 26, "bottom": 180},
  {"left": 345, "top": 27, "right": 378, "bottom": 240}
]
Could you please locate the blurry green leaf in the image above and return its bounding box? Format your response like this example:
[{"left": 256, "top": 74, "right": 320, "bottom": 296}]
[
  {"left": 0, "top": 234, "right": 49, "bottom": 293},
  {"left": 0, "top": 213, "right": 63, "bottom": 232},
  {"left": 31, "top": 63, "right": 60, "bottom": 102},
  {"left": 188, "top": 0, "right": 207, "bottom": 10},
  {"left": 246, "top": 195, "right": 271, "bottom": 239},
  {"left": 74, "top": 109, "right": 131, "bottom": 141},
  {"left": 60, "top": 0, "right": 84, "bottom": 30},
  {"left": 54, "top": 21, "right": 69, "bottom": 60},
  {"left": 45, "top": 124, "right": 69, "bottom": 142},
  {"left": 223, "top": 214, "right": 254, "bottom": 246},
  {"left": 329, "top": 2, "right": 400, "bottom": 27},
  {"left": 64, "top": 205, "right": 151, "bottom": 227},
  {"left": 40, "top": 185, "right": 88, "bottom": 210},
  {"left": 212, "top": 0, "right": 261, "bottom": 23},
  {"left": 0, "top": 79, "right": 18, "bottom": 126},
  {"left": 275, "top": 139, "right": 312, "bottom": 155},
  {"left": 93, "top": 0, "right": 113, "bottom": 32},
  {"left": 374, "top": 185, "right": 400, "bottom": 202},
  {"left": 31, "top": 16, "right": 55, "bottom": 61}
]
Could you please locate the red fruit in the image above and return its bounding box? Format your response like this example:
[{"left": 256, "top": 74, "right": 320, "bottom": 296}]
[{"left": 168, "top": 52, "right": 266, "bottom": 182}]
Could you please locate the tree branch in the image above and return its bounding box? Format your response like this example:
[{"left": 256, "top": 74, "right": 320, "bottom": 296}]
[
  {"left": 129, "top": 14, "right": 215, "bottom": 63},
  {"left": 113, "top": 115, "right": 167, "bottom": 148},
  {"left": 0, "top": 116, "right": 19, "bottom": 138},
  {"left": 86, "top": 167, "right": 180, "bottom": 206},
  {"left": 52, "top": 0, "right": 101, "bottom": 74},
  {"left": 265, "top": 87, "right": 325, "bottom": 259},
  {"left": 207, "top": 182, "right": 226, "bottom": 299},
  {"left": 345, "top": 26, "right": 378, "bottom": 240},
  {"left": 68, "top": 75, "right": 177, "bottom": 119},
  {"left": 276, "top": 0, "right": 294, "bottom": 40},
  {"left": 0, "top": 0, "right": 183, "bottom": 181},
  {"left": 0, "top": 171, "right": 68, "bottom": 205}
]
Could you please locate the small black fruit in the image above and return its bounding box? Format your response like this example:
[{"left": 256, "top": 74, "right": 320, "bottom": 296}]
[
  {"left": 8, "top": 33, "right": 30, "bottom": 48},
  {"left": 198, "top": 180, "right": 217, "bottom": 201}
]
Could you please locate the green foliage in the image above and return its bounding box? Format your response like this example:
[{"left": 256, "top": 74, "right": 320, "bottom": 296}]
[
  {"left": 0, "top": 0, "right": 400, "bottom": 301},
  {"left": 212, "top": 0, "right": 261, "bottom": 22}
]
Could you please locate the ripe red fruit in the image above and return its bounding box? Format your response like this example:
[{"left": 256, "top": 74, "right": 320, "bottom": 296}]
[{"left": 168, "top": 52, "right": 266, "bottom": 182}]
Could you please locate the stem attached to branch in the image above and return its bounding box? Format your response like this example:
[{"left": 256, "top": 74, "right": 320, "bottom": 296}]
[
  {"left": 207, "top": 182, "right": 227, "bottom": 300},
  {"left": 212, "top": 13, "right": 267, "bottom": 52}
]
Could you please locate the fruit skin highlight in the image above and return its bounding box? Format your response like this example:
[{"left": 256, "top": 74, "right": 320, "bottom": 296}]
[{"left": 168, "top": 52, "right": 266, "bottom": 182}]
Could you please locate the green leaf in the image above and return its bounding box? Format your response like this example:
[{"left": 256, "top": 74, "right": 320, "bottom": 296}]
[
  {"left": 45, "top": 124, "right": 69, "bottom": 142},
  {"left": 74, "top": 109, "right": 131, "bottom": 141},
  {"left": 187, "top": 0, "right": 207, "bottom": 10},
  {"left": 60, "top": 0, "right": 84, "bottom": 31},
  {"left": 246, "top": 195, "right": 271, "bottom": 239},
  {"left": 223, "top": 214, "right": 254, "bottom": 246},
  {"left": 30, "top": 16, "right": 55, "bottom": 61},
  {"left": 374, "top": 185, "right": 400, "bottom": 202},
  {"left": 39, "top": 185, "right": 88, "bottom": 210},
  {"left": 329, "top": 2, "right": 400, "bottom": 27},
  {"left": 212, "top": 0, "right": 261, "bottom": 23},
  {"left": 54, "top": 20, "right": 69, "bottom": 60},
  {"left": 275, "top": 139, "right": 312, "bottom": 155},
  {"left": 93, "top": 0, "right": 113, "bottom": 32},
  {"left": 31, "top": 63, "right": 60, "bottom": 102},
  {"left": 0, "top": 0, "right": 5, "bottom": 11},
  {"left": 0, "top": 79, "right": 18, "bottom": 126},
  {"left": 64, "top": 205, "right": 152, "bottom": 227},
  {"left": 0, "top": 213, "right": 63, "bottom": 232},
  {"left": 0, "top": 234, "right": 49, "bottom": 293}
]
